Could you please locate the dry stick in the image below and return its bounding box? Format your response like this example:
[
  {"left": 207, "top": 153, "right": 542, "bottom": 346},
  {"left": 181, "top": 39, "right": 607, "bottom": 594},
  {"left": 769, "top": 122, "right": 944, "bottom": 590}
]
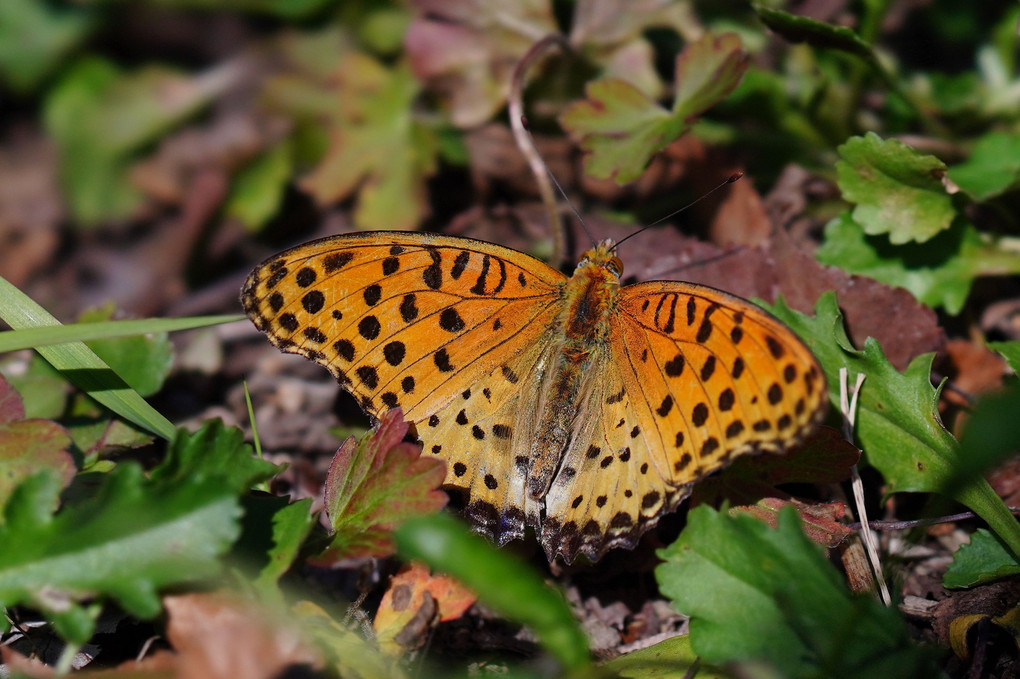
[
  {"left": 840, "top": 367, "right": 892, "bottom": 606},
  {"left": 508, "top": 34, "right": 570, "bottom": 268}
]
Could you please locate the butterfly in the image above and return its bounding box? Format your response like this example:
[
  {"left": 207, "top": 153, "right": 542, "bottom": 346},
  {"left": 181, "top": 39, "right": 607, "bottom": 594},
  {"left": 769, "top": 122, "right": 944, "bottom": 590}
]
[{"left": 242, "top": 231, "right": 827, "bottom": 563}]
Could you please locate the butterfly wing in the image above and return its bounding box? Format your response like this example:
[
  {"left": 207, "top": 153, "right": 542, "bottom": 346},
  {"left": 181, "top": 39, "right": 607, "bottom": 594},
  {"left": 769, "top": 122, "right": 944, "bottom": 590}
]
[
  {"left": 242, "top": 231, "right": 568, "bottom": 544},
  {"left": 541, "top": 281, "right": 827, "bottom": 561},
  {"left": 242, "top": 231, "right": 566, "bottom": 421}
]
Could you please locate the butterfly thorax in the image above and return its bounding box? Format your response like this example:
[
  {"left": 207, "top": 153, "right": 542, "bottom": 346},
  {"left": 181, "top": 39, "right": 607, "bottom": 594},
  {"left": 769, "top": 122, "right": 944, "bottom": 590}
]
[
  {"left": 526, "top": 240, "right": 622, "bottom": 500},
  {"left": 561, "top": 240, "right": 622, "bottom": 353}
]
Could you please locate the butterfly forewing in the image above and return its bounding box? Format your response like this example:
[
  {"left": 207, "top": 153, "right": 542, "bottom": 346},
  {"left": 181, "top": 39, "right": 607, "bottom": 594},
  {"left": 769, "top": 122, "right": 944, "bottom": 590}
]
[{"left": 242, "top": 232, "right": 565, "bottom": 422}]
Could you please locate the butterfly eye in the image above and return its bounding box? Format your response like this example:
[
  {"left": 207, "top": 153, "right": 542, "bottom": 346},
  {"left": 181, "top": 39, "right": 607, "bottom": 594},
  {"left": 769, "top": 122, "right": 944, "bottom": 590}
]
[{"left": 606, "top": 256, "right": 624, "bottom": 278}]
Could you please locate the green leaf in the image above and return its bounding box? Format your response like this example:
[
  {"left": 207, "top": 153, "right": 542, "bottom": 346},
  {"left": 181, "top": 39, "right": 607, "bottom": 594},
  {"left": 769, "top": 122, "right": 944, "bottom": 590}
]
[
  {"left": 0, "top": 375, "right": 73, "bottom": 509},
  {"left": 0, "top": 0, "right": 95, "bottom": 94},
  {"left": 656, "top": 506, "right": 938, "bottom": 678},
  {"left": 989, "top": 341, "right": 1020, "bottom": 373},
  {"left": 0, "top": 275, "right": 175, "bottom": 441},
  {"left": 600, "top": 633, "right": 729, "bottom": 678},
  {"left": 560, "top": 33, "right": 748, "bottom": 183},
  {"left": 753, "top": 5, "right": 874, "bottom": 59},
  {"left": 836, "top": 132, "right": 954, "bottom": 244},
  {"left": 815, "top": 212, "right": 1020, "bottom": 314},
  {"left": 76, "top": 306, "right": 173, "bottom": 398},
  {"left": 315, "top": 409, "right": 446, "bottom": 562},
  {"left": 295, "top": 601, "right": 409, "bottom": 679},
  {"left": 44, "top": 57, "right": 216, "bottom": 226},
  {"left": 149, "top": 419, "right": 279, "bottom": 493},
  {"left": 276, "top": 50, "right": 437, "bottom": 231},
  {"left": 948, "top": 383, "right": 1020, "bottom": 497},
  {"left": 767, "top": 293, "right": 1020, "bottom": 557},
  {"left": 395, "top": 512, "right": 590, "bottom": 672},
  {"left": 0, "top": 461, "right": 242, "bottom": 644},
  {"left": 225, "top": 138, "right": 294, "bottom": 231},
  {"left": 944, "top": 529, "right": 1020, "bottom": 589},
  {"left": 0, "top": 314, "right": 243, "bottom": 353},
  {"left": 948, "top": 131, "right": 1020, "bottom": 199},
  {"left": 234, "top": 495, "right": 315, "bottom": 604}
]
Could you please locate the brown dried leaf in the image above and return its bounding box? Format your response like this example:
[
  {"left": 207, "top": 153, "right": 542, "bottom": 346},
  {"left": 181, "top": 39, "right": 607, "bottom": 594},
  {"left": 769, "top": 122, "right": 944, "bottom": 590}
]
[
  {"left": 374, "top": 562, "right": 477, "bottom": 654},
  {"left": 159, "top": 593, "right": 321, "bottom": 679}
]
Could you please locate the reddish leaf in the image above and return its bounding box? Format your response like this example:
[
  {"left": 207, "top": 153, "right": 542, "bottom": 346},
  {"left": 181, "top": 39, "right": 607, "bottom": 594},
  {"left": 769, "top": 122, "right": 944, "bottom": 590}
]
[
  {"left": 374, "top": 561, "right": 477, "bottom": 654},
  {"left": 691, "top": 426, "right": 859, "bottom": 507},
  {"left": 404, "top": 0, "right": 557, "bottom": 127},
  {"left": 0, "top": 375, "right": 73, "bottom": 504},
  {"left": 314, "top": 409, "right": 447, "bottom": 562},
  {"left": 734, "top": 497, "right": 853, "bottom": 548}
]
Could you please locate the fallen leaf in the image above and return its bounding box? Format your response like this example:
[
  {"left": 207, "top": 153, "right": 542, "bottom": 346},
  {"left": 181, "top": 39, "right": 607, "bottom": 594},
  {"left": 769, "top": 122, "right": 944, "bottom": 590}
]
[
  {"left": 374, "top": 561, "right": 477, "bottom": 654},
  {"left": 161, "top": 593, "right": 321, "bottom": 679}
]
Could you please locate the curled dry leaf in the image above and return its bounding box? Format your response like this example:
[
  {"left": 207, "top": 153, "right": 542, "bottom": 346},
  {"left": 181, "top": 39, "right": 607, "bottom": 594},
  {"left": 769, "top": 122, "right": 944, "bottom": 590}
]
[{"left": 374, "top": 561, "right": 477, "bottom": 655}]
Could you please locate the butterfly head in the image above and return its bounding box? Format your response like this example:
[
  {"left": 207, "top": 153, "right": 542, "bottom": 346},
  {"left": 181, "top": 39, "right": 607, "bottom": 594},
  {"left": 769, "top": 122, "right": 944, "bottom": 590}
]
[{"left": 577, "top": 239, "right": 624, "bottom": 279}]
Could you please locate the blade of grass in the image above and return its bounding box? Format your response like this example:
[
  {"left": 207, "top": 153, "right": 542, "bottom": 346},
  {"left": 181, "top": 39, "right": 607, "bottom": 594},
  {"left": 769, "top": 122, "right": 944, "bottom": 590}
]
[
  {"left": 0, "top": 275, "right": 175, "bottom": 440},
  {"left": 0, "top": 315, "right": 244, "bottom": 352}
]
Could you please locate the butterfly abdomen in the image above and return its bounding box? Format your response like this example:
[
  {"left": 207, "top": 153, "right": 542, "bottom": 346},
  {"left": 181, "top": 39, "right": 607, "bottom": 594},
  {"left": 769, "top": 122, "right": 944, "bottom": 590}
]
[{"left": 526, "top": 261, "right": 620, "bottom": 500}]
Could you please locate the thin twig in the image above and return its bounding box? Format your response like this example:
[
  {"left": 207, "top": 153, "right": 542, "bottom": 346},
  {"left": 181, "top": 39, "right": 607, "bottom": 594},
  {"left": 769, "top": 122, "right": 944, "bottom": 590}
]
[
  {"left": 841, "top": 368, "right": 892, "bottom": 605},
  {"left": 508, "top": 34, "right": 570, "bottom": 267},
  {"left": 850, "top": 507, "right": 1020, "bottom": 531}
]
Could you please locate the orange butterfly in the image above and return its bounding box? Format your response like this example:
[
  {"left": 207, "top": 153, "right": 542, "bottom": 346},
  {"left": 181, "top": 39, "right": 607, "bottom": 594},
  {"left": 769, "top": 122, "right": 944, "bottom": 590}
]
[{"left": 242, "top": 232, "right": 827, "bottom": 562}]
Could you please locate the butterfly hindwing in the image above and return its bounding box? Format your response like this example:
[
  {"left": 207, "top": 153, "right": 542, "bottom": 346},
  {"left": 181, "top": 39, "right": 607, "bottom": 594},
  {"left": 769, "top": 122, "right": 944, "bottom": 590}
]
[{"left": 614, "top": 282, "right": 827, "bottom": 487}]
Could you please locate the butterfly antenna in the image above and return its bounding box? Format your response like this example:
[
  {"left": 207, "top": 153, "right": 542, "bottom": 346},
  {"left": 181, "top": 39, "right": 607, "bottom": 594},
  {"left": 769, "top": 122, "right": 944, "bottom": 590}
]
[
  {"left": 518, "top": 115, "right": 598, "bottom": 253},
  {"left": 613, "top": 172, "right": 744, "bottom": 250}
]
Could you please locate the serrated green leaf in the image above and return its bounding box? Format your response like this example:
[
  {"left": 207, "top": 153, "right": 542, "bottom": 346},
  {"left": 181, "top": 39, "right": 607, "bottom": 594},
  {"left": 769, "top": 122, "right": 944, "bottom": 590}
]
[
  {"left": 149, "top": 419, "right": 279, "bottom": 493},
  {"left": 0, "top": 463, "right": 242, "bottom": 645},
  {"left": 560, "top": 78, "right": 678, "bottom": 182},
  {"left": 226, "top": 138, "right": 294, "bottom": 231},
  {"left": 656, "top": 506, "right": 938, "bottom": 678},
  {"left": 560, "top": 32, "right": 748, "bottom": 183},
  {"left": 948, "top": 131, "right": 1020, "bottom": 199},
  {"left": 315, "top": 409, "right": 446, "bottom": 562},
  {"left": 989, "top": 341, "right": 1020, "bottom": 373},
  {"left": 44, "top": 57, "right": 215, "bottom": 226},
  {"left": 944, "top": 528, "right": 1020, "bottom": 589},
  {"left": 815, "top": 212, "right": 1020, "bottom": 314},
  {"left": 766, "top": 294, "right": 1020, "bottom": 556},
  {"left": 0, "top": 275, "right": 175, "bottom": 441},
  {"left": 836, "top": 132, "right": 954, "bottom": 244},
  {"left": 395, "top": 512, "right": 590, "bottom": 671},
  {"left": 0, "top": 0, "right": 95, "bottom": 94}
]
